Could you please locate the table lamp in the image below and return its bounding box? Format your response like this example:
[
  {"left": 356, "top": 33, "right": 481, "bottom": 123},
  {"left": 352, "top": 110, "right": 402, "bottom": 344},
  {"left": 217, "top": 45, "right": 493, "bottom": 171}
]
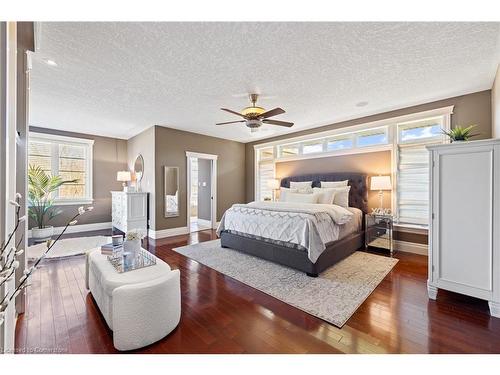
[
  {"left": 117, "top": 171, "right": 132, "bottom": 192},
  {"left": 267, "top": 178, "right": 280, "bottom": 201},
  {"left": 370, "top": 175, "right": 392, "bottom": 212}
]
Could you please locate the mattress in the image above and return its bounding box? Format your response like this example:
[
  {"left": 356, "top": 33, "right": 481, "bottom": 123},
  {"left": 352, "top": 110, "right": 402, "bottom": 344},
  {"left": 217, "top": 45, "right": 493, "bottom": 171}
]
[{"left": 217, "top": 202, "right": 363, "bottom": 263}]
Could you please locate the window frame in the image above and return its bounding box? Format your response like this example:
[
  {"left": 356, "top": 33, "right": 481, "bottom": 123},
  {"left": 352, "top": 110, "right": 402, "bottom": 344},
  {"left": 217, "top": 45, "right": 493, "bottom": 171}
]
[{"left": 29, "top": 132, "right": 94, "bottom": 206}]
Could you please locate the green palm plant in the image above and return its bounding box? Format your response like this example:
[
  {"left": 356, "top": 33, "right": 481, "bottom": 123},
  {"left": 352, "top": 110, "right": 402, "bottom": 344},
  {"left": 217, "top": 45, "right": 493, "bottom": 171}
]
[
  {"left": 441, "top": 125, "right": 479, "bottom": 142},
  {"left": 28, "top": 165, "right": 78, "bottom": 229}
]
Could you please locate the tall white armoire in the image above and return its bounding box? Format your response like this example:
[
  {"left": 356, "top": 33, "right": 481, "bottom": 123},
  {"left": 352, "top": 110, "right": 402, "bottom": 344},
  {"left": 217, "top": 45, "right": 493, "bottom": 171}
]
[{"left": 427, "top": 139, "right": 500, "bottom": 317}]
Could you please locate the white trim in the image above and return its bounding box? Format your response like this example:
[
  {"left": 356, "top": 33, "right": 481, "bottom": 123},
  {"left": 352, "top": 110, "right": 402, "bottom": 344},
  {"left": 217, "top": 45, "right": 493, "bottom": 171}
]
[
  {"left": 394, "top": 223, "right": 428, "bottom": 235},
  {"left": 253, "top": 106, "right": 454, "bottom": 150},
  {"left": 28, "top": 221, "right": 112, "bottom": 238},
  {"left": 29, "top": 131, "right": 95, "bottom": 146},
  {"left": 148, "top": 226, "right": 189, "bottom": 239},
  {"left": 186, "top": 152, "right": 218, "bottom": 231},
  {"left": 394, "top": 240, "right": 428, "bottom": 255},
  {"left": 185, "top": 151, "right": 218, "bottom": 160}
]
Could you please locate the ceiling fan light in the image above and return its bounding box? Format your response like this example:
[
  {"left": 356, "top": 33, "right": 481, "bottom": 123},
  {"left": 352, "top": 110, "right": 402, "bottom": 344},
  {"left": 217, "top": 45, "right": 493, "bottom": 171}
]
[{"left": 241, "top": 106, "right": 265, "bottom": 117}]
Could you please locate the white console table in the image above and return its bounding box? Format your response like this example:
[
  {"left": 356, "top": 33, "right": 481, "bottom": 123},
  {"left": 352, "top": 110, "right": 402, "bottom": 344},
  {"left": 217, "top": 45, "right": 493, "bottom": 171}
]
[{"left": 111, "top": 191, "right": 148, "bottom": 234}]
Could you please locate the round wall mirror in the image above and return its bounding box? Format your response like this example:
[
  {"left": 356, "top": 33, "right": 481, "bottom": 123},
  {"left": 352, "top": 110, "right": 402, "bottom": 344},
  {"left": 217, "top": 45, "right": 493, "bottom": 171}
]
[{"left": 134, "top": 154, "right": 144, "bottom": 183}]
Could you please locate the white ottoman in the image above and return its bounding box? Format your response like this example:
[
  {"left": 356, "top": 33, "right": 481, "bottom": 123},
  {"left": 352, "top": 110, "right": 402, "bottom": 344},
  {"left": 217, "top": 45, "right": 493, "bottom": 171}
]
[{"left": 85, "top": 248, "right": 181, "bottom": 351}]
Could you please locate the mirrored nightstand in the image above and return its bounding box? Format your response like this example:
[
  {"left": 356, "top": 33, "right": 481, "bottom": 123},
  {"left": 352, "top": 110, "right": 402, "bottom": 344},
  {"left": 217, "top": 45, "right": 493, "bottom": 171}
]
[{"left": 365, "top": 214, "right": 394, "bottom": 255}]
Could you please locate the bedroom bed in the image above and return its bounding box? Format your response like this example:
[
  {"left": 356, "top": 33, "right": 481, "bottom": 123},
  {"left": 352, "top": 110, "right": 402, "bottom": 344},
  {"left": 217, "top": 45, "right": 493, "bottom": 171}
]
[{"left": 218, "top": 172, "right": 368, "bottom": 277}]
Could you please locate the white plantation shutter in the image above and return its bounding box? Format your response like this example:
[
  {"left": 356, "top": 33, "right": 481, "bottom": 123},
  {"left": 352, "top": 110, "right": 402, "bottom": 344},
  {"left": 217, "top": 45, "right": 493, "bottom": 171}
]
[
  {"left": 258, "top": 161, "right": 274, "bottom": 201},
  {"left": 397, "top": 144, "right": 435, "bottom": 225}
]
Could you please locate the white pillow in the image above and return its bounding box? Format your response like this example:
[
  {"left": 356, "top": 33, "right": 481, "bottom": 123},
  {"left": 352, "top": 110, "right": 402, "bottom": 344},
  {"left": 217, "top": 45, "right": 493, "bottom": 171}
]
[
  {"left": 290, "top": 181, "right": 313, "bottom": 192},
  {"left": 286, "top": 192, "right": 319, "bottom": 204},
  {"left": 314, "top": 186, "right": 351, "bottom": 207},
  {"left": 320, "top": 180, "right": 349, "bottom": 188},
  {"left": 279, "top": 187, "right": 297, "bottom": 202},
  {"left": 312, "top": 188, "right": 336, "bottom": 204}
]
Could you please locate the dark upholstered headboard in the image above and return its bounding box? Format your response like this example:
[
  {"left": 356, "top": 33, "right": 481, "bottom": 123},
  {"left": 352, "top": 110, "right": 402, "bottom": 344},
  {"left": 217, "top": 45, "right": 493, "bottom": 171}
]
[{"left": 280, "top": 172, "right": 369, "bottom": 213}]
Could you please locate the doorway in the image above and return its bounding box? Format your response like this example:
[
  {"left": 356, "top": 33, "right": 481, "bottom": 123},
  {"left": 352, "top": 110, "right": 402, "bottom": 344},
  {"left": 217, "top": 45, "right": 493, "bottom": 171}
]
[{"left": 186, "top": 152, "right": 217, "bottom": 233}]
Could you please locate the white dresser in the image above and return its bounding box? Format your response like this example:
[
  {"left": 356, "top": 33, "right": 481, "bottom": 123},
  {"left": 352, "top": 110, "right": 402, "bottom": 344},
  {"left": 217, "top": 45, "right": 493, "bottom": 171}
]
[
  {"left": 427, "top": 139, "right": 500, "bottom": 317},
  {"left": 111, "top": 191, "right": 148, "bottom": 234}
]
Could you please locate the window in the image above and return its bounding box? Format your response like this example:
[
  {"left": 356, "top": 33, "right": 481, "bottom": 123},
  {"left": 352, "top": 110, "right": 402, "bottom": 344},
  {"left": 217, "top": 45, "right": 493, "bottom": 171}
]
[
  {"left": 28, "top": 133, "right": 94, "bottom": 205},
  {"left": 278, "top": 142, "right": 300, "bottom": 158},
  {"left": 355, "top": 128, "right": 388, "bottom": 147},
  {"left": 397, "top": 144, "right": 432, "bottom": 225},
  {"left": 258, "top": 147, "right": 274, "bottom": 160},
  {"left": 398, "top": 116, "right": 444, "bottom": 144},
  {"left": 327, "top": 135, "right": 353, "bottom": 151},
  {"left": 302, "top": 139, "right": 324, "bottom": 154},
  {"left": 257, "top": 160, "right": 274, "bottom": 201},
  {"left": 396, "top": 116, "right": 446, "bottom": 225}
]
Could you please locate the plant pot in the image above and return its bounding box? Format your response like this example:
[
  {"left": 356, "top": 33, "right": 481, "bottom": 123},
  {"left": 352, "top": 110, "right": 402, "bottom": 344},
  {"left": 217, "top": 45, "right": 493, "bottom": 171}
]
[
  {"left": 31, "top": 226, "right": 54, "bottom": 243},
  {"left": 123, "top": 239, "right": 141, "bottom": 257}
]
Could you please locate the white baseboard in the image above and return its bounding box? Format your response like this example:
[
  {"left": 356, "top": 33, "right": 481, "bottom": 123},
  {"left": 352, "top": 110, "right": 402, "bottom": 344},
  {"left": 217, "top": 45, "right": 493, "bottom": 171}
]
[
  {"left": 28, "top": 222, "right": 112, "bottom": 238},
  {"left": 149, "top": 226, "right": 189, "bottom": 239},
  {"left": 394, "top": 240, "right": 428, "bottom": 255}
]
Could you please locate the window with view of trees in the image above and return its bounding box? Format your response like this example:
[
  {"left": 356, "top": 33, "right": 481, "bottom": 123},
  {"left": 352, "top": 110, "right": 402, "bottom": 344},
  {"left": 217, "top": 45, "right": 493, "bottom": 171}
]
[{"left": 28, "top": 133, "right": 94, "bottom": 204}]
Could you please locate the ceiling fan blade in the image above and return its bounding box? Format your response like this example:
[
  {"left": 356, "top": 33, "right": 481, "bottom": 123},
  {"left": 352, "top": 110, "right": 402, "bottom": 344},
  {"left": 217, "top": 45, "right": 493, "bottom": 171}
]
[
  {"left": 216, "top": 120, "right": 245, "bottom": 125},
  {"left": 263, "top": 119, "right": 294, "bottom": 127},
  {"left": 259, "top": 107, "right": 285, "bottom": 119},
  {"left": 220, "top": 108, "right": 246, "bottom": 118}
]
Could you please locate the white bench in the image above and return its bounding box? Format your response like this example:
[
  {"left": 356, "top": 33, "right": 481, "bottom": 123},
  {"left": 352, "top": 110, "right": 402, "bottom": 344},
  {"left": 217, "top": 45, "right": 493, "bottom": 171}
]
[{"left": 85, "top": 248, "right": 181, "bottom": 351}]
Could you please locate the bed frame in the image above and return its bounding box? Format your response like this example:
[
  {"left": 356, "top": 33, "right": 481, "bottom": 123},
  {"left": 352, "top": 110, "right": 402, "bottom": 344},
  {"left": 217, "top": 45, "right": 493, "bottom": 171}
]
[{"left": 220, "top": 172, "right": 369, "bottom": 277}]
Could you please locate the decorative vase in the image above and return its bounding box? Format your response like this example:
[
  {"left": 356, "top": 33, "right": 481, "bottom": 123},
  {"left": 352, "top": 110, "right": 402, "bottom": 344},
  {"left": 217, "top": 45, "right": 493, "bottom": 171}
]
[
  {"left": 123, "top": 239, "right": 141, "bottom": 257},
  {"left": 31, "top": 226, "right": 54, "bottom": 243}
]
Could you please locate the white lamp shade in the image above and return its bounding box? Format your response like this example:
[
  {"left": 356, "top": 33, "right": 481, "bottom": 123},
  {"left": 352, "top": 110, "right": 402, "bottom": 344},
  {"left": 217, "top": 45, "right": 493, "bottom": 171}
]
[
  {"left": 267, "top": 178, "right": 280, "bottom": 190},
  {"left": 117, "top": 171, "right": 132, "bottom": 182},
  {"left": 370, "top": 175, "right": 392, "bottom": 191}
]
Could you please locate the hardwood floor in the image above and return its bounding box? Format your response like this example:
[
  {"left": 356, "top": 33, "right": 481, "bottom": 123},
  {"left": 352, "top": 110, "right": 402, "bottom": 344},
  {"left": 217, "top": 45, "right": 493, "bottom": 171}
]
[{"left": 15, "top": 229, "right": 500, "bottom": 354}]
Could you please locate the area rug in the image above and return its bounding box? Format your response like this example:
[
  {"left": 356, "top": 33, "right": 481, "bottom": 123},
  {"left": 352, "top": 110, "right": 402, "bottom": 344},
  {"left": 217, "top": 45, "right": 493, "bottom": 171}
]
[
  {"left": 28, "top": 236, "right": 110, "bottom": 260},
  {"left": 173, "top": 239, "right": 398, "bottom": 327}
]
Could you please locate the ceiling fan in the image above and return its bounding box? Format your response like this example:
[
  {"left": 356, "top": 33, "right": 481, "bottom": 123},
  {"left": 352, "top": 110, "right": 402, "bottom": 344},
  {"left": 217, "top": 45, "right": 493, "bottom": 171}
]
[{"left": 216, "top": 94, "right": 294, "bottom": 131}]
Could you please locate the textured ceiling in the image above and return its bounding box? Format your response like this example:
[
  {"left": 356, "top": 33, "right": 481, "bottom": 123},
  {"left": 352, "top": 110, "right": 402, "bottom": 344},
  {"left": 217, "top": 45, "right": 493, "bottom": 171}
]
[{"left": 30, "top": 22, "right": 500, "bottom": 142}]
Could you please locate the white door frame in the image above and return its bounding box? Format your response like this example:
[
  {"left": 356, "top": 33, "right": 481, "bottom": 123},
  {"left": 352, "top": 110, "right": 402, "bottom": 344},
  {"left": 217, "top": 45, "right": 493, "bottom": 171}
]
[{"left": 186, "top": 151, "right": 218, "bottom": 231}]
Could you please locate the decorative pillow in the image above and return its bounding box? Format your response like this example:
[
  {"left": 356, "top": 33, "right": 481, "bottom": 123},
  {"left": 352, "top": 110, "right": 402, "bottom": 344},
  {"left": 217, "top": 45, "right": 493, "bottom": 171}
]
[
  {"left": 279, "top": 187, "right": 297, "bottom": 202},
  {"left": 320, "top": 180, "right": 349, "bottom": 188},
  {"left": 312, "top": 188, "right": 336, "bottom": 204},
  {"left": 314, "top": 186, "right": 351, "bottom": 207},
  {"left": 290, "top": 181, "right": 313, "bottom": 193},
  {"left": 286, "top": 192, "right": 319, "bottom": 204}
]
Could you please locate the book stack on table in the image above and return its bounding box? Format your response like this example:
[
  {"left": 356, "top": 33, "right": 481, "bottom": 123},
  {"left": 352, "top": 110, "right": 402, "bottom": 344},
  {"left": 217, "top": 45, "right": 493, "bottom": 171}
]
[{"left": 101, "top": 235, "right": 124, "bottom": 255}]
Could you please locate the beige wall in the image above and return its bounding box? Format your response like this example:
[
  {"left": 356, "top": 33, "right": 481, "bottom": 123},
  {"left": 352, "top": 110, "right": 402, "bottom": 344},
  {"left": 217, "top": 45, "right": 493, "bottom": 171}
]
[
  {"left": 127, "top": 126, "right": 156, "bottom": 229},
  {"left": 275, "top": 151, "right": 392, "bottom": 210},
  {"left": 493, "top": 65, "right": 500, "bottom": 138},
  {"left": 246, "top": 90, "right": 492, "bottom": 201},
  {"left": 28, "top": 127, "right": 128, "bottom": 228},
  {"left": 154, "top": 126, "right": 246, "bottom": 231}
]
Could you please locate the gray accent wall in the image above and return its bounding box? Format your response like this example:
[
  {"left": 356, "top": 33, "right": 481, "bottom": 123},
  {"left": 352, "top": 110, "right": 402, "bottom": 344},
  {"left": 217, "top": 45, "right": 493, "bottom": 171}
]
[
  {"left": 127, "top": 126, "right": 156, "bottom": 230},
  {"left": 197, "top": 158, "right": 212, "bottom": 221},
  {"left": 154, "top": 126, "right": 246, "bottom": 231},
  {"left": 275, "top": 151, "right": 392, "bottom": 210},
  {"left": 28, "top": 127, "right": 128, "bottom": 228}
]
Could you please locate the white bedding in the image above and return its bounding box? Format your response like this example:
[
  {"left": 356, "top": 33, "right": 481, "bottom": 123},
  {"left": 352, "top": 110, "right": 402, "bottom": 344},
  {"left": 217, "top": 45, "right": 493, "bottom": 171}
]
[{"left": 217, "top": 201, "right": 363, "bottom": 263}]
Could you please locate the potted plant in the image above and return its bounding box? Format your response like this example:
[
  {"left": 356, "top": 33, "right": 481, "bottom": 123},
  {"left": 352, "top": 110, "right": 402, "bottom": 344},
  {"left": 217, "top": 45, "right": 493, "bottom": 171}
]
[
  {"left": 441, "top": 125, "right": 479, "bottom": 143},
  {"left": 28, "top": 165, "right": 78, "bottom": 242},
  {"left": 123, "top": 229, "right": 144, "bottom": 257}
]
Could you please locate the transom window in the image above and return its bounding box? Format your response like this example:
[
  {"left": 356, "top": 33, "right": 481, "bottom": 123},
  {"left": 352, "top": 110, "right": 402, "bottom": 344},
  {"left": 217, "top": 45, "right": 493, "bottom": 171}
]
[{"left": 28, "top": 132, "right": 94, "bottom": 205}]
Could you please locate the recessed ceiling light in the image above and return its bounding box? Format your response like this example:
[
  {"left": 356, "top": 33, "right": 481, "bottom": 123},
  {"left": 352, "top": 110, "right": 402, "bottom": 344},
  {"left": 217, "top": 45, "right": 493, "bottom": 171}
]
[
  {"left": 45, "top": 59, "right": 58, "bottom": 67},
  {"left": 356, "top": 101, "right": 368, "bottom": 107}
]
